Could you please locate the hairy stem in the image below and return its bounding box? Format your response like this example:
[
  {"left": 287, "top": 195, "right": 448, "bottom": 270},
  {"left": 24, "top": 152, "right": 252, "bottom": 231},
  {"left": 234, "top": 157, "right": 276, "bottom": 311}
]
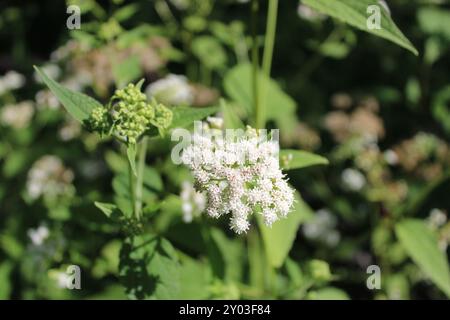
[{"left": 128, "top": 156, "right": 137, "bottom": 220}]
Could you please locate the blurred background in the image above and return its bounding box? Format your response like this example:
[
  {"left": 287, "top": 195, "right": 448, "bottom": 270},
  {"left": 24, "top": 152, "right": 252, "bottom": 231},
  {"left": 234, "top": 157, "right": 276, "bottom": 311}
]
[{"left": 0, "top": 0, "right": 449, "bottom": 299}]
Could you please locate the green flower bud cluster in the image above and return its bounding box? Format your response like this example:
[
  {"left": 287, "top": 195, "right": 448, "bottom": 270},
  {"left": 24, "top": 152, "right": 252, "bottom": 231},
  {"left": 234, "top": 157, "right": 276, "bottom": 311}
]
[
  {"left": 87, "top": 82, "right": 173, "bottom": 144},
  {"left": 89, "top": 106, "right": 111, "bottom": 134}
]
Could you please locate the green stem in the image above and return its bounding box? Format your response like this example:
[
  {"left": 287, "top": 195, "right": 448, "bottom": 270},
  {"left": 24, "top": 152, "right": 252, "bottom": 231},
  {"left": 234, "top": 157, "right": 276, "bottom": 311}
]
[
  {"left": 128, "top": 157, "right": 137, "bottom": 220},
  {"left": 251, "top": 0, "right": 261, "bottom": 129},
  {"left": 262, "top": 0, "right": 278, "bottom": 78},
  {"left": 135, "top": 137, "right": 148, "bottom": 219}
]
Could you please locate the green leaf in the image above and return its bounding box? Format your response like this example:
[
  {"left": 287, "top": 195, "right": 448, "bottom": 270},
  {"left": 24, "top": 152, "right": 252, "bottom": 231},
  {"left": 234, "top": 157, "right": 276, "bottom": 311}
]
[
  {"left": 33, "top": 66, "right": 102, "bottom": 123},
  {"left": 302, "top": 0, "right": 418, "bottom": 55},
  {"left": 257, "top": 192, "right": 314, "bottom": 268},
  {"left": 94, "top": 201, "right": 119, "bottom": 219},
  {"left": 280, "top": 149, "right": 329, "bottom": 170},
  {"left": 0, "top": 262, "right": 13, "bottom": 299},
  {"left": 169, "top": 106, "right": 218, "bottom": 129},
  {"left": 119, "top": 234, "right": 180, "bottom": 299},
  {"left": 220, "top": 99, "right": 245, "bottom": 129},
  {"left": 127, "top": 144, "right": 137, "bottom": 176},
  {"left": 224, "top": 63, "right": 298, "bottom": 131},
  {"left": 395, "top": 219, "right": 450, "bottom": 297},
  {"left": 191, "top": 36, "right": 227, "bottom": 70},
  {"left": 112, "top": 55, "right": 142, "bottom": 87}
]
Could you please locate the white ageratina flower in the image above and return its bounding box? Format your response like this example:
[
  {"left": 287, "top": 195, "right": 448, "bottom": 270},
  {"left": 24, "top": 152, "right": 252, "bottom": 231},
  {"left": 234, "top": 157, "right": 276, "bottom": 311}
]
[
  {"left": 180, "top": 181, "right": 207, "bottom": 223},
  {"left": 0, "top": 101, "right": 34, "bottom": 129},
  {"left": 303, "top": 209, "right": 340, "bottom": 247},
  {"left": 341, "top": 168, "right": 366, "bottom": 191},
  {"left": 0, "top": 70, "right": 26, "bottom": 95},
  {"left": 58, "top": 119, "right": 81, "bottom": 141},
  {"left": 27, "top": 224, "right": 50, "bottom": 246},
  {"left": 145, "top": 74, "right": 194, "bottom": 106},
  {"left": 181, "top": 125, "right": 294, "bottom": 234},
  {"left": 26, "top": 155, "right": 75, "bottom": 200}
]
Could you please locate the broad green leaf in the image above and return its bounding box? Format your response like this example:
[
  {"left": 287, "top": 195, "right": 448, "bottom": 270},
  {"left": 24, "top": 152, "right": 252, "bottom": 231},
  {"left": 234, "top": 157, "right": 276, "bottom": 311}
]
[
  {"left": 126, "top": 144, "right": 137, "bottom": 176},
  {"left": 302, "top": 0, "right": 418, "bottom": 55},
  {"left": 224, "top": 63, "right": 298, "bottom": 131},
  {"left": 395, "top": 219, "right": 450, "bottom": 297},
  {"left": 280, "top": 149, "right": 329, "bottom": 170},
  {"left": 169, "top": 106, "right": 218, "bottom": 129},
  {"left": 257, "top": 192, "right": 314, "bottom": 268},
  {"left": 33, "top": 66, "right": 102, "bottom": 123},
  {"left": 178, "top": 255, "right": 212, "bottom": 299},
  {"left": 119, "top": 234, "right": 180, "bottom": 299}
]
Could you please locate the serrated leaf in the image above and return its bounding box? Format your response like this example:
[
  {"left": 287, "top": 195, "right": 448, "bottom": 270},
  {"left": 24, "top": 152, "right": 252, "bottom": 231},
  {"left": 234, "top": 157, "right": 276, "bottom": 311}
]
[
  {"left": 280, "top": 149, "right": 329, "bottom": 170},
  {"left": 395, "top": 219, "right": 450, "bottom": 297},
  {"left": 33, "top": 66, "right": 102, "bottom": 123},
  {"left": 302, "top": 0, "right": 418, "bottom": 55},
  {"left": 119, "top": 234, "right": 180, "bottom": 299},
  {"left": 169, "top": 106, "right": 218, "bottom": 129},
  {"left": 257, "top": 192, "right": 314, "bottom": 268}
]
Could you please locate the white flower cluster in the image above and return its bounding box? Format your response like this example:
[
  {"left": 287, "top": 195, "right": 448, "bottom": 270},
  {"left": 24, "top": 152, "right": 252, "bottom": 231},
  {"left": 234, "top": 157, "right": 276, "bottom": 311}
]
[
  {"left": 180, "top": 181, "right": 207, "bottom": 223},
  {"left": 303, "top": 209, "right": 340, "bottom": 247},
  {"left": 181, "top": 126, "right": 294, "bottom": 234},
  {"left": 0, "top": 70, "right": 25, "bottom": 95},
  {"left": 0, "top": 101, "right": 34, "bottom": 129},
  {"left": 28, "top": 224, "right": 50, "bottom": 246},
  {"left": 145, "top": 74, "right": 194, "bottom": 106},
  {"left": 26, "top": 155, "right": 75, "bottom": 200}
]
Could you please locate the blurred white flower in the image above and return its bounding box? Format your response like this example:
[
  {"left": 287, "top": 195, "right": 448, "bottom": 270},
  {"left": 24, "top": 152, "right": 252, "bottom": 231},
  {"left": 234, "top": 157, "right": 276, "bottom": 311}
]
[
  {"left": 27, "top": 224, "right": 50, "bottom": 246},
  {"left": 182, "top": 126, "right": 294, "bottom": 234},
  {"left": 145, "top": 74, "right": 194, "bottom": 106},
  {"left": 303, "top": 209, "right": 340, "bottom": 247},
  {"left": 180, "top": 181, "right": 206, "bottom": 223},
  {"left": 0, "top": 70, "right": 25, "bottom": 95},
  {"left": 378, "top": 0, "right": 390, "bottom": 15},
  {"left": 383, "top": 149, "right": 399, "bottom": 165},
  {"left": 58, "top": 119, "right": 81, "bottom": 141},
  {"left": 36, "top": 89, "right": 60, "bottom": 110},
  {"left": 341, "top": 168, "right": 366, "bottom": 191},
  {"left": 0, "top": 101, "right": 34, "bottom": 129},
  {"left": 26, "top": 155, "right": 75, "bottom": 200},
  {"left": 428, "top": 208, "right": 447, "bottom": 229},
  {"left": 297, "top": 4, "right": 325, "bottom": 21},
  {"left": 169, "top": 0, "right": 190, "bottom": 10}
]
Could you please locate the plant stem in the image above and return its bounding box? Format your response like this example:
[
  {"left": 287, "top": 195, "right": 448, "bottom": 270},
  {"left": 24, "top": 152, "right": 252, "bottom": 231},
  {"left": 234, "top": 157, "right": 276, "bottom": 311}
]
[
  {"left": 251, "top": 0, "right": 261, "bottom": 129},
  {"left": 128, "top": 156, "right": 137, "bottom": 220},
  {"left": 135, "top": 137, "right": 148, "bottom": 220},
  {"left": 262, "top": 0, "right": 278, "bottom": 79}
]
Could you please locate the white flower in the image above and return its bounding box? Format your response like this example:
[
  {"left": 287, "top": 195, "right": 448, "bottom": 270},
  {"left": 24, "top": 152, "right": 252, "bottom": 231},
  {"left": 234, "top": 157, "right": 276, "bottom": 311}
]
[
  {"left": 428, "top": 208, "right": 447, "bottom": 229},
  {"left": 36, "top": 90, "right": 60, "bottom": 110},
  {"left": 297, "top": 4, "right": 325, "bottom": 21},
  {"left": 180, "top": 181, "right": 206, "bottom": 223},
  {"left": 26, "top": 155, "right": 75, "bottom": 200},
  {"left": 182, "top": 125, "right": 294, "bottom": 234},
  {"left": 303, "top": 209, "right": 340, "bottom": 247},
  {"left": 341, "top": 168, "right": 366, "bottom": 191},
  {"left": 145, "top": 74, "right": 194, "bottom": 106},
  {"left": 27, "top": 224, "right": 50, "bottom": 246},
  {"left": 384, "top": 149, "right": 398, "bottom": 165},
  {"left": 0, "top": 71, "right": 25, "bottom": 95},
  {"left": 0, "top": 101, "right": 34, "bottom": 129}
]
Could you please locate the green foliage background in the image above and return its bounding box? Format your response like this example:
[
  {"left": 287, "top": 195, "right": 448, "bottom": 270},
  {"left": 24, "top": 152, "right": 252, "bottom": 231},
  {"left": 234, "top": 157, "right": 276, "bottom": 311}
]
[{"left": 0, "top": 0, "right": 449, "bottom": 300}]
